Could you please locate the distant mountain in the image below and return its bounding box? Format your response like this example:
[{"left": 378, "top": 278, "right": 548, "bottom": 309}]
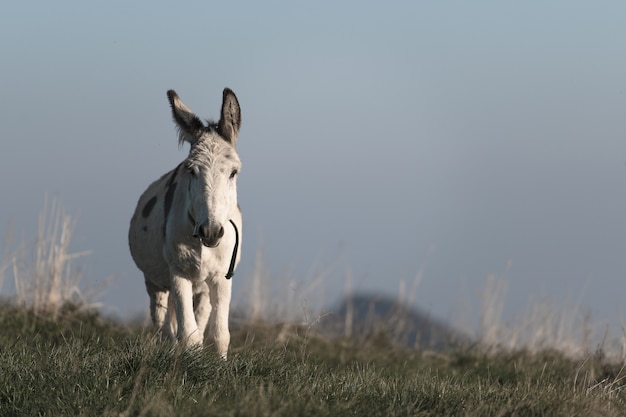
[{"left": 320, "top": 293, "right": 470, "bottom": 350}]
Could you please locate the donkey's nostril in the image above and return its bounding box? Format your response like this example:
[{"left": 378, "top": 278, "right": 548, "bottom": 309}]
[
  {"left": 193, "top": 223, "right": 211, "bottom": 239},
  {"left": 194, "top": 222, "right": 225, "bottom": 247}
]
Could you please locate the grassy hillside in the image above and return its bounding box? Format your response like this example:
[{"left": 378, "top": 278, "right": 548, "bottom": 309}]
[
  {"left": 1, "top": 201, "right": 625, "bottom": 416},
  {"left": 0, "top": 303, "right": 625, "bottom": 417}
]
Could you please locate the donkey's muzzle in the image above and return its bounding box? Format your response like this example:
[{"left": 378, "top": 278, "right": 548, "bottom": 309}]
[{"left": 193, "top": 222, "right": 225, "bottom": 248}]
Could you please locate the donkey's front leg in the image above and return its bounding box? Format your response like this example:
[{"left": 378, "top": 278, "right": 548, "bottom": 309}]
[
  {"left": 208, "top": 279, "right": 232, "bottom": 359},
  {"left": 171, "top": 275, "right": 202, "bottom": 346},
  {"left": 193, "top": 281, "right": 211, "bottom": 340}
]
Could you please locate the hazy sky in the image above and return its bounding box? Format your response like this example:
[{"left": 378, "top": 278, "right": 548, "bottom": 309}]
[{"left": 2, "top": 2, "right": 626, "bottom": 337}]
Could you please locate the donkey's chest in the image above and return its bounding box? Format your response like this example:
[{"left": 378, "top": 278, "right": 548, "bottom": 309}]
[
  {"left": 198, "top": 249, "right": 228, "bottom": 281},
  {"left": 166, "top": 243, "right": 227, "bottom": 282}
]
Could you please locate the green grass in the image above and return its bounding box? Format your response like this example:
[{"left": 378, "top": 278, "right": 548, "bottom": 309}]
[
  {"left": 0, "top": 304, "right": 625, "bottom": 417},
  {"left": 3, "top": 200, "right": 625, "bottom": 415}
]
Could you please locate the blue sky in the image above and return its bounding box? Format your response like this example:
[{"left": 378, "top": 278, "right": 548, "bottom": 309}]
[{"left": 2, "top": 2, "right": 626, "bottom": 335}]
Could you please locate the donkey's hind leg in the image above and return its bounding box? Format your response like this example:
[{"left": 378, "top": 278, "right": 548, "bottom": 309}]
[{"left": 146, "top": 280, "right": 174, "bottom": 341}]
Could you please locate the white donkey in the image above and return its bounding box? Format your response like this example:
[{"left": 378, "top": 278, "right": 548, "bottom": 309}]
[{"left": 129, "top": 88, "right": 242, "bottom": 358}]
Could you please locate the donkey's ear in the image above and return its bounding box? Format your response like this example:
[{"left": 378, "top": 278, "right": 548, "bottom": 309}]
[
  {"left": 167, "top": 90, "right": 205, "bottom": 146},
  {"left": 218, "top": 88, "right": 241, "bottom": 145}
]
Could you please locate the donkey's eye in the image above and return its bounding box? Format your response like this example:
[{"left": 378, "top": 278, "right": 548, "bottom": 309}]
[{"left": 229, "top": 169, "right": 238, "bottom": 180}]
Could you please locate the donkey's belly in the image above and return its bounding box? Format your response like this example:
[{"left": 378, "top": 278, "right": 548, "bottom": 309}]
[
  {"left": 128, "top": 184, "right": 171, "bottom": 289},
  {"left": 129, "top": 227, "right": 170, "bottom": 288}
]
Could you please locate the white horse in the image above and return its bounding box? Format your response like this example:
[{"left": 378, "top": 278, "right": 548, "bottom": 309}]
[{"left": 129, "top": 88, "right": 242, "bottom": 358}]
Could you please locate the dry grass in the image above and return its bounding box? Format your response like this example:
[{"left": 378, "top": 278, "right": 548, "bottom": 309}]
[
  {"left": 477, "top": 270, "right": 625, "bottom": 362},
  {"left": 1, "top": 197, "right": 625, "bottom": 362},
  {"left": 0, "top": 197, "right": 94, "bottom": 317},
  {"left": 235, "top": 249, "right": 626, "bottom": 362}
]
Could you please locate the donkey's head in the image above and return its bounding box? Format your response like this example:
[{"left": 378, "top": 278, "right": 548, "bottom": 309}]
[{"left": 167, "top": 89, "right": 241, "bottom": 248}]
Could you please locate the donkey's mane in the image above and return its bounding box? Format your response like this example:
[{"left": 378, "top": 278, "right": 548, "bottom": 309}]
[{"left": 176, "top": 119, "right": 219, "bottom": 148}]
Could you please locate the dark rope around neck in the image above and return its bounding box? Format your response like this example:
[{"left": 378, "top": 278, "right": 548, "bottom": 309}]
[{"left": 225, "top": 219, "right": 239, "bottom": 279}]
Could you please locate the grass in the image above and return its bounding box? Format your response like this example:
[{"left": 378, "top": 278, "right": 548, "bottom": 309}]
[
  {"left": 0, "top": 304, "right": 625, "bottom": 417},
  {"left": 2, "top": 199, "right": 626, "bottom": 416},
  {"left": 1, "top": 197, "right": 96, "bottom": 317}
]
